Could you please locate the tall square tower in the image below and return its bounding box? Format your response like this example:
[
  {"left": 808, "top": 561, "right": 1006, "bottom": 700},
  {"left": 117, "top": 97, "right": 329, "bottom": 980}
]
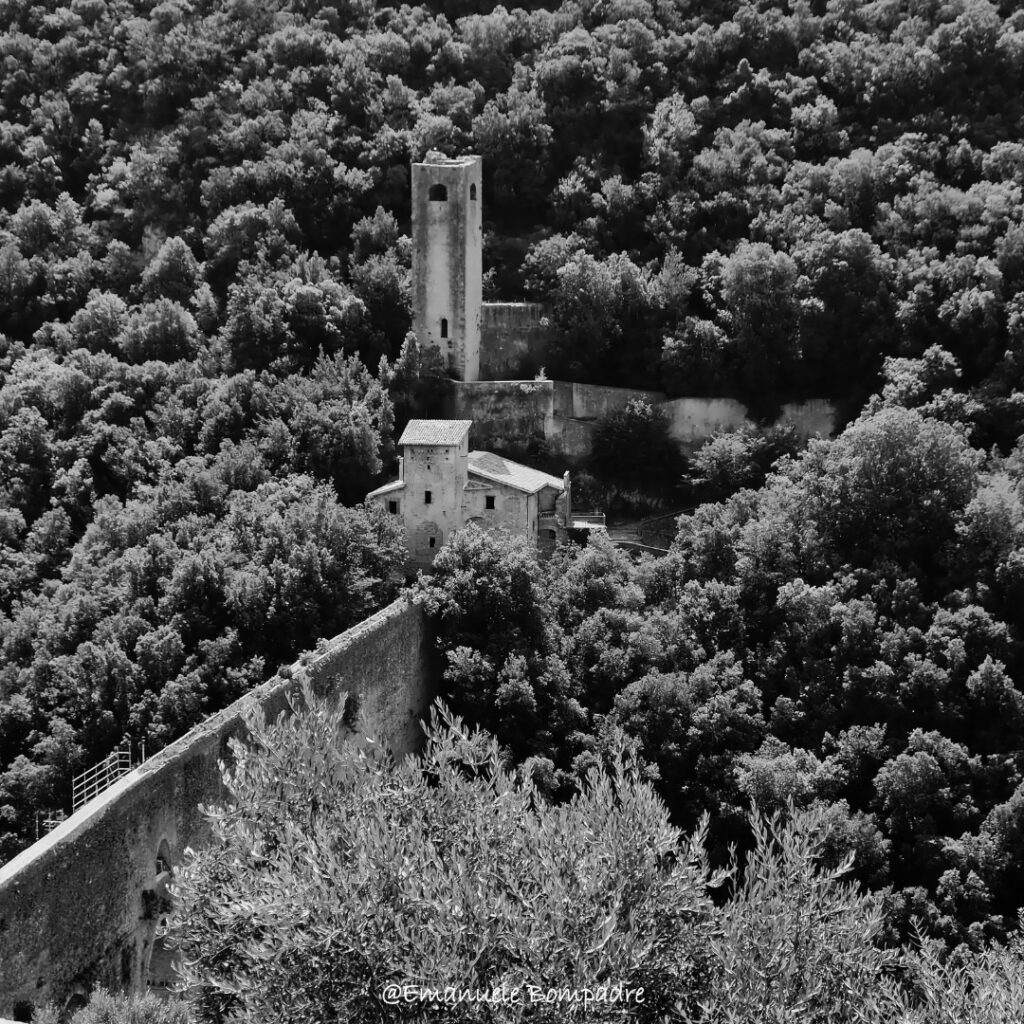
[
  {"left": 411, "top": 152, "right": 483, "bottom": 382},
  {"left": 396, "top": 418, "right": 472, "bottom": 567}
]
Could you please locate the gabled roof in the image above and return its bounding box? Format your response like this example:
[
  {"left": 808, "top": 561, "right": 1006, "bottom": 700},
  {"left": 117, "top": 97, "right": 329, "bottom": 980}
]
[
  {"left": 366, "top": 479, "right": 405, "bottom": 499},
  {"left": 398, "top": 419, "right": 472, "bottom": 446},
  {"left": 468, "top": 451, "right": 565, "bottom": 495}
]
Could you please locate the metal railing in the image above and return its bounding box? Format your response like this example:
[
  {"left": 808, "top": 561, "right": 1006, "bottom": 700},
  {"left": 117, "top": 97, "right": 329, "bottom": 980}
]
[
  {"left": 72, "top": 739, "right": 136, "bottom": 813},
  {"left": 36, "top": 808, "right": 67, "bottom": 840},
  {"left": 569, "top": 513, "right": 606, "bottom": 527},
  {"left": 540, "top": 511, "right": 606, "bottom": 526},
  {"left": 43, "top": 810, "right": 66, "bottom": 833}
]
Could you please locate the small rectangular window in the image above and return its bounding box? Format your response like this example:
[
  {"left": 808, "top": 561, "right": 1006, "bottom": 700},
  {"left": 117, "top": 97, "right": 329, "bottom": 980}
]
[
  {"left": 424, "top": 490, "right": 432, "bottom": 504},
  {"left": 388, "top": 500, "right": 398, "bottom": 514},
  {"left": 428, "top": 537, "right": 436, "bottom": 548},
  {"left": 485, "top": 495, "right": 496, "bottom": 510}
]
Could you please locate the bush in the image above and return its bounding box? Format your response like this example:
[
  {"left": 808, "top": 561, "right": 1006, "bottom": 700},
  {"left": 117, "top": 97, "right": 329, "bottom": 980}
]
[
  {"left": 710, "top": 806, "right": 904, "bottom": 1023},
  {"left": 687, "top": 424, "right": 800, "bottom": 503},
  {"left": 169, "top": 685, "right": 724, "bottom": 1023},
  {"left": 32, "top": 988, "right": 191, "bottom": 1024},
  {"left": 588, "top": 399, "right": 685, "bottom": 507}
]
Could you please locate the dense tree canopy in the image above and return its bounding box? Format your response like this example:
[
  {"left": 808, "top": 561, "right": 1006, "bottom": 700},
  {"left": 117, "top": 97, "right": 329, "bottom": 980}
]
[
  {"left": 0, "top": 0, "right": 1022, "bottom": 413},
  {"left": 157, "top": 686, "right": 1024, "bottom": 1023},
  {"left": 418, "top": 404, "right": 1024, "bottom": 948},
  {"left": 2, "top": 0, "right": 1024, "bottom": 984}
]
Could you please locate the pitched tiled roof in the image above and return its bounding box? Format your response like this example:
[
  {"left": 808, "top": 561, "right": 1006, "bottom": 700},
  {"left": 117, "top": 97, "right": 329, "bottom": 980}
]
[
  {"left": 398, "top": 419, "right": 472, "bottom": 446},
  {"left": 366, "top": 479, "right": 405, "bottom": 499},
  {"left": 468, "top": 451, "right": 565, "bottom": 495}
]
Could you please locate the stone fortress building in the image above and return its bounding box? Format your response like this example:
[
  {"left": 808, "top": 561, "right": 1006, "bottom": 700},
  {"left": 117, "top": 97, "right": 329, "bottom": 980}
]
[
  {"left": 366, "top": 419, "right": 603, "bottom": 567},
  {"left": 385, "top": 150, "right": 832, "bottom": 566},
  {"left": 412, "top": 150, "right": 553, "bottom": 384}
]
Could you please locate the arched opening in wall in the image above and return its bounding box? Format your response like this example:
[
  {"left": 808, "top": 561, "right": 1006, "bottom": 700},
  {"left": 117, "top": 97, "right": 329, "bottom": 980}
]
[
  {"left": 440, "top": 317, "right": 448, "bottom": 339},
  {"left": 147, "top": 935, "right": 177, "bottom": 1001},
  {"left": 144, "top": 839, "right": 179, "bottom": 1001},
  {"left": 470, "top": 184, "right": 477, "bottom": 200},
  {"left": 428, "top": 184, "right": 447, "bottom": 201},
  {"left": 63, "top": 990, "right": 88, "bottom": 1016}
]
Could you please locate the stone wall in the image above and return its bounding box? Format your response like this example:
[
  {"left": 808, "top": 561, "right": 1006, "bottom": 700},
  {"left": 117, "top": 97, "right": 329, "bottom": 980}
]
[
  {"left": 448, "top": 380, "right": 555, "bottom": 452},
  {"left": 567, "top": 382, "right": 666, "bottom": 421},
  {"left": 449, "top": 380, "right": 668, "bottom": 460},
  {"left": 412, "top": 155, "right": 482, "bottom": 382},
  {"left": 464, "top": 479, "right": 535, "bottom": 537},
  {"left": 778, "top": 398, "right": 836, "bottom": 440},
  {"left": 451, "top": 381, "right": 836, "bottom": 462},
  {"left": 479, "top": 303, "right": 555, "bottom": 380},
  {"left": 661, "top": 397, "right": 837, "bottom": 450},
  {"left": 660, "top": 397, "right": 752, "bottom": 447},
  {"left": 0, "top": 599, "right": 436, "bottom": 1021},
  {"left": 401, "top": 439, "right": 469, "bottom": 567}
]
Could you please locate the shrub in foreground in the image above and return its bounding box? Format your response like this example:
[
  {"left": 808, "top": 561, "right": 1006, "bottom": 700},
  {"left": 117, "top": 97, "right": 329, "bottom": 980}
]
[
  {"left": 137, "top": 689, "right": 1024, "bottom": 1023},
  {"left": 169, "top": 685, "right": 723, "bottom": 1022}
]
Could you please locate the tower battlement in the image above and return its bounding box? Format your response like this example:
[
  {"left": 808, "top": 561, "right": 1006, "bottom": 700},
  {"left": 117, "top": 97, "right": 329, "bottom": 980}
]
[{"left": 411, "top": 152, "right": 483, "bottom": 382}]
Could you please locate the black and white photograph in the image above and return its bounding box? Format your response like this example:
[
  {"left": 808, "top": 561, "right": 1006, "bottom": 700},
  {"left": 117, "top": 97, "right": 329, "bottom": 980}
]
[{"left": 2, "top": 0, "right": 1024, "bottom": 1020}]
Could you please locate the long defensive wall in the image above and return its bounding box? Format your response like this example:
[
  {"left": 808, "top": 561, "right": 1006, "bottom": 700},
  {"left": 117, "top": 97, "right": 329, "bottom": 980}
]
[{"left": 0, "top": 598, "right": 437, "bottom": 1021}]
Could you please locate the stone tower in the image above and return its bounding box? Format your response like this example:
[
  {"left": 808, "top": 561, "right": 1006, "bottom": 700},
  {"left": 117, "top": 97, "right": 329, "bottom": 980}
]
[{"left": 411, "top": 152, "right": 482, "bottom": 382}]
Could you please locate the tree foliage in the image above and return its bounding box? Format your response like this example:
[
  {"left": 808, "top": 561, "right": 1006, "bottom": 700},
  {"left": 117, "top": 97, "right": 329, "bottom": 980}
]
[
  {"left": 422, "top": 404, "right": 1024, "bottom": 948},
  {"left": 165, "top": 690, "right": 1024, "bottom": 1023},
  {"left": 171, "top": 686, "right": 722, "bottom": 1023}
]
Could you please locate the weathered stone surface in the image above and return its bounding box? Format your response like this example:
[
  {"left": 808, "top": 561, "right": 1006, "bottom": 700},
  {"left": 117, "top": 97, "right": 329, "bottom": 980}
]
[
  {"left": 0, "top": 599, "right": 436, "bottom": 1019},
  {"left": 479, "top": 302, "right": 554, "bottom": 380},
  {"left": 451, "top": 381, "right": 837, "bottom": 461},
  {"left": 411, "top": 154, "right": 482, "bottom": 382}
]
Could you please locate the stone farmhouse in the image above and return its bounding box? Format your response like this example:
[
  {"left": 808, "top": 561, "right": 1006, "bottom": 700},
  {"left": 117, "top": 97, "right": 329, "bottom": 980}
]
[{"left": 366, "top": 418, "right": 604, "bottom": 567}]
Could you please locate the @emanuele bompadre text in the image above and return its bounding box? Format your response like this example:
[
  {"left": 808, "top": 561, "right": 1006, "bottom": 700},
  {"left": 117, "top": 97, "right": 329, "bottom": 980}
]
[{"left": 381, "top": 982, "right": 646, "bottom": 1010}]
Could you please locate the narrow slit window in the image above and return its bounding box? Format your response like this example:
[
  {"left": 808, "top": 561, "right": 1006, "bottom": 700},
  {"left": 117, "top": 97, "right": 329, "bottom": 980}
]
[
  {"left": 428, "top": 536, "right": 436, "bottom": 548},
  {"left": 470, "top": 184, "right": 477, "bottom": 200},
  {"left": 440, "top": 317, "right": 449, "bottom": 339},
  {"left": 424, "top": 490, "right": 432, "bottom": 504},
  {"left": 429, "top": 184, "right": 447, "bottom": 201}
]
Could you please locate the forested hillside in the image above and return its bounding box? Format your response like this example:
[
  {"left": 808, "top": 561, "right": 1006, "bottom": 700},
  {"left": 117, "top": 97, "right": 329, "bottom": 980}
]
[
  {"left": 1, "top": 0, "right": 1023, "bottom": 919},
  {"left": 417, "top": 398, "right": 1024, "bottom": 948},
  {"left": 34, "top": 693, "right": 1024, "bottom": 1022},
  {"left": 3, "top": 0, "right": 1024, "bottom": 408}
]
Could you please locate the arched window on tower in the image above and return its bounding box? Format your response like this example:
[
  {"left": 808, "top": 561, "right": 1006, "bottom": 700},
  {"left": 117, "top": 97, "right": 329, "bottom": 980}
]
[
  {"left": 429, "top": 184, "right": 447, "bottom": 201},
  {"left": 440, "top": 317, "right": 449, "bottom": 338},
  {"left": 470, "top": 184, "right": 477, "bottom": 200}
]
